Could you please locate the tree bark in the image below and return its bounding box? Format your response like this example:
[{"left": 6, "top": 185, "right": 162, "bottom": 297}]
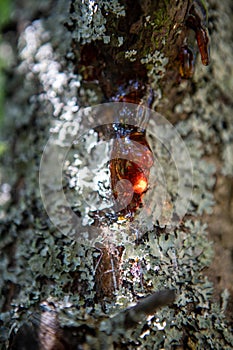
[{"left": 0, "top": 0, "right": 233, "bottom": 349}]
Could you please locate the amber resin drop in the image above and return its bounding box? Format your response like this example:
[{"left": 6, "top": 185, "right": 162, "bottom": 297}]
[{"left": 110, "top": 124, "right": 154, "bottom": 219}]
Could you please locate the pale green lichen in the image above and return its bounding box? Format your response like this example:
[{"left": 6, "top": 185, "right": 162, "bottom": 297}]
[
  {"left": 70, "top": 0, "right": 125, "bottom": 44},
  {"left": 125, "top": 49, "right": 138, "bottom": 62},
  {"left": 174, "top": 0, "right": 233, "bottom": 179},
  {"left": 141, "top": 50, "right": 169, "bottom": 89}
]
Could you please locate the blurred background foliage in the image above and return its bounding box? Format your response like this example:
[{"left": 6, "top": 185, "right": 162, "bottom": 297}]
[
  {"left": 0, "top": 0, "right": 12, "bottom": 155},
  {"left": 0, "top": 0, "right": 12, "bottom": 219}
]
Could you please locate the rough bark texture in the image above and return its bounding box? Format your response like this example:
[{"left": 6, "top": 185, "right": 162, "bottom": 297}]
[{"left": 0, "top": 0, "right": 233, "bottom": 349}]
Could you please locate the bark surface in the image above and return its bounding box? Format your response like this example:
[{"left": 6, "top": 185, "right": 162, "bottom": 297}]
[{"left": 0, "top": 0, "right": 233, "bottom": 349}]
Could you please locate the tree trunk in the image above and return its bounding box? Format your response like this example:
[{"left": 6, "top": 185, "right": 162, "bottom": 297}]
[{"left": 0, "top": 0, "right": 233, "bottom": 349}]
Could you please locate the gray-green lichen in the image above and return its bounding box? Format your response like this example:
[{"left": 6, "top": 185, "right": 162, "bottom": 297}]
[
  {"left": 174, "top": 0, "right": 233, "bottom": 178},
  {"left": 0, "top": 0, "right": 233, "bottom": 349},
  {"left": 69, "top": 0, "right": 125, "bottom": 44},
  {"left": 141, "top": 50, "right": 169, "bottom": 90}
]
